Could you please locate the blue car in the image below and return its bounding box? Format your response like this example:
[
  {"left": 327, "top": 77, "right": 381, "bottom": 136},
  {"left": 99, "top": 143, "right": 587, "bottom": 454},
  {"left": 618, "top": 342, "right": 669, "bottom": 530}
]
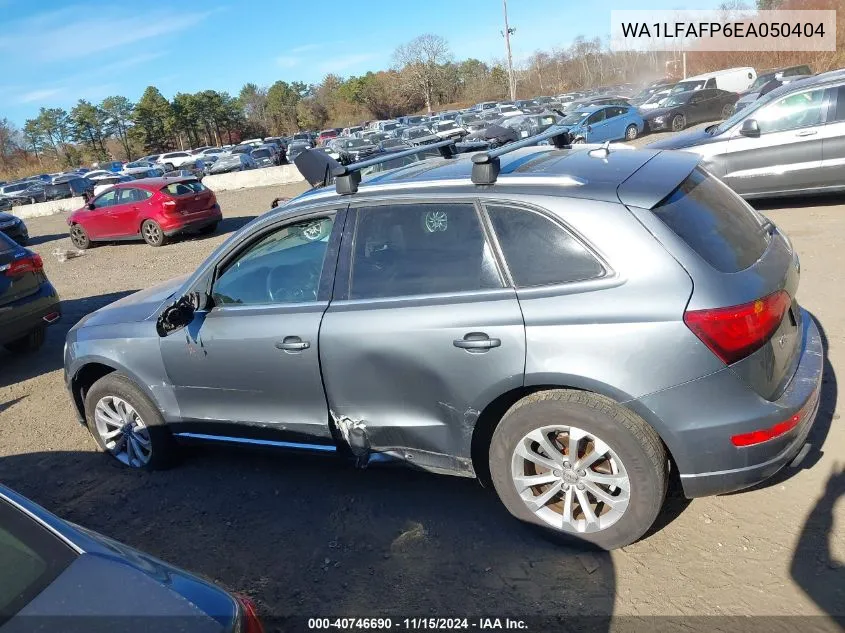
[
  {"left": 0, "top": 484, "right": 264, "bottom": 632},
  {"left": 557, "top": 104, "right": 644, "bottom": 143}
]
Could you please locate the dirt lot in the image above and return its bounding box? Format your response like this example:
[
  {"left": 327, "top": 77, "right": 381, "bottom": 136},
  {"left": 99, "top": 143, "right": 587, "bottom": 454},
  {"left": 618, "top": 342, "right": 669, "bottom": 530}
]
[{"left": 1, "top": 150, "right": 843, "bottom": 629}]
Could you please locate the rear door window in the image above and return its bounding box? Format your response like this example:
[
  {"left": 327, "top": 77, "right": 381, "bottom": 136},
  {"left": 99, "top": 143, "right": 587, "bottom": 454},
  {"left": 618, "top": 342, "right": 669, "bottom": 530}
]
[
  {"left": 651, "top": 168, "right": 769, "bottom": 273},
  {"left": 486, "top": 205, "right": 604, "bottom": 287},
  {"left": 834, "top": 86, "right": 845, "bottom": 122},
  {"left": 349, "top": 203, "right": 502, "bottom": 299}
]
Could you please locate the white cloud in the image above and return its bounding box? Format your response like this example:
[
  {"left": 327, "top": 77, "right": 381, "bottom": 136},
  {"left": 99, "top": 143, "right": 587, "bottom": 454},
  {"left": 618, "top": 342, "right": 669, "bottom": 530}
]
[
  {"left": 317, "top": 53, "right": 380, "bottom": 74},
  {"left": 0, "top": 7, "right": 219, "bottom": 62},
  {"left": 276, "top": 55, "right": 301, "bottom": 68},
  {"left": 290, "top": 43, "right": 321, "bottom": 54},
  {"left": 17, "top": 88, "right": 63, "bottom": 103}
]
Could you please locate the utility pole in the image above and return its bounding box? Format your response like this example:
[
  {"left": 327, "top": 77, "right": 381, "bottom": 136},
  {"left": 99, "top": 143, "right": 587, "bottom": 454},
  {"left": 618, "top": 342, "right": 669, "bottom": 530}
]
[{"left": 501, "top": 0, "right": 516, "bottom": 101}]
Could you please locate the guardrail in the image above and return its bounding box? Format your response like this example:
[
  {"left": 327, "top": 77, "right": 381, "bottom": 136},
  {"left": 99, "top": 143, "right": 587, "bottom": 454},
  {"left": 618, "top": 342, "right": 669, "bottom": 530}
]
[{"left": 11, "top": 197, "right": 84, "bottom": 220}]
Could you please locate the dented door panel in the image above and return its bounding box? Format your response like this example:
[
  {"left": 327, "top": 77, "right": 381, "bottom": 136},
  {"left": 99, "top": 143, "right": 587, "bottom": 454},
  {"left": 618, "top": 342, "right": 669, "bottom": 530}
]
[{"left": 319, "top": 290, "right": 526, "bottom": 476}]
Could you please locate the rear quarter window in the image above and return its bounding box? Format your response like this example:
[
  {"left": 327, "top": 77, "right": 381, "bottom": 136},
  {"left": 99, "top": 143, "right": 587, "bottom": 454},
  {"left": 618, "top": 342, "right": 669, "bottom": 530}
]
[
  {"left": 652, "top": 168, "right": 769, "bottom": 273},
  {"left": 486, "top": 204, "right": 604, "bottom": 287}
]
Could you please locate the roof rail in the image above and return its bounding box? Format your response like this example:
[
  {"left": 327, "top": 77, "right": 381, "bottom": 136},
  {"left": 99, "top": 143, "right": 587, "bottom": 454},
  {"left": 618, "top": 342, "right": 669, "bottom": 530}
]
[
  {"left": 332, "top": 140, "right": 457, "bottom": 195},
  {"left": 471, "top": 126, "right": 573, "bottom": 185}
]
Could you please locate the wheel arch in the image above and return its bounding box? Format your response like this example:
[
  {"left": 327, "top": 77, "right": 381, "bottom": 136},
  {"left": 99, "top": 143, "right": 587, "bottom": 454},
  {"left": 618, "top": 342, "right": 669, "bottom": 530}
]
[
  {"left": 69, "top": 356, "right": 172, "bottom": 424},
  {"left": 470, "top": 379, "right": 681, "bottom": 489}
]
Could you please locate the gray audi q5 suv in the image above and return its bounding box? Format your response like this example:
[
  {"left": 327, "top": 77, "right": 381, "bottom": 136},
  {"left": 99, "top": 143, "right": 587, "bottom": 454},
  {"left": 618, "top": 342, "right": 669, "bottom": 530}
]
[{"left": 64, "top": 137, "right": 823, "bottom": 549}]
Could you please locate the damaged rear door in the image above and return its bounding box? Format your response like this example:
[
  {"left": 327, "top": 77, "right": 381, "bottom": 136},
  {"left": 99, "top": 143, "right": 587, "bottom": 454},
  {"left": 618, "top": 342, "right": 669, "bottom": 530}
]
[{"left": 319, "top": 200, "right": 526, "bottom": 476}]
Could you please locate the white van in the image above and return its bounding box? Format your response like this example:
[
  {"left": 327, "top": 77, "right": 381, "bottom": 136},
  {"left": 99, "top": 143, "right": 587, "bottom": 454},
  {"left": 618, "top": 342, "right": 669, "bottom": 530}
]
[{"left": 670, "top": 67, "right": 757, "bottom": 94}]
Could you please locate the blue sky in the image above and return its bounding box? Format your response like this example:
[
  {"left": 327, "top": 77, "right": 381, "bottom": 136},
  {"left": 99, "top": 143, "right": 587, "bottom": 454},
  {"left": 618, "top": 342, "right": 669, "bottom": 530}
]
[{"left": 0, "top": 0, "right": 723, "bottom": 125}]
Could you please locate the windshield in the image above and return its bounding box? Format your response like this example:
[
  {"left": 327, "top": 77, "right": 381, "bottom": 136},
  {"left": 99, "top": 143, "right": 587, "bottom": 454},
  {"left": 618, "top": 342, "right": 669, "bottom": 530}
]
[
  {"left": 252, "top": 149, "right": 271, "bottom": 158},
  {"left": 559, "top": 111, "right": 591, "bottom": 126},
  {"left": 460, "top": 114, "right": 480, "bottom": 123},
  {"left": 381, "top": 123, "right": 399, "bottom": 131},
  {"left": 499, "top": 106, "right": 518, "bottom": 113},
  {"left": 713, "top": 87, "right": 781, "bottom": 133},
  {"left": 341, "top": 139, "right": 369, "bottom": 148},
  {"left": 661, "top": 94, "right": 692, "bottom": 108},
  {"left": 437, "top": 121, "right": 457, "bottom": 130},
  {"left": 381, "top": 139, "right": 404, "bottom": 148},
  {"left": 405, "top": 128, "right": 428, "bottom": 138},
  {"left": 672, "top": 80, "right": 705, "bottom": 93}
]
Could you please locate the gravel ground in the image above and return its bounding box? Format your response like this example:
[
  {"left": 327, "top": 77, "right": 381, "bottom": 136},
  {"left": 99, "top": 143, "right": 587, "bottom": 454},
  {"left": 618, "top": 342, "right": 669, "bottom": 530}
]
[{"left": 0, "top": 138, "right": 843, "bottom": 629}]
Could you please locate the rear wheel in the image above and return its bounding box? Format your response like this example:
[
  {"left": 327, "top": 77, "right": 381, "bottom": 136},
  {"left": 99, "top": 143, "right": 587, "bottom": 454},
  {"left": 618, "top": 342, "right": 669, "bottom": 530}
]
[
  {"left": 70, "top": 224, "right": 90, "bottom": 249},
  {"left": 720, "top": 103, "right": 733, "bottom": 119},
  {"left": 489, "top": 389, "right": 668, "bottom": 550},
  {"left": 671, "top": 114, "right": 686, "bottom": 132},
  {"left": 624, "top": 124, "right": 639, "bottom": 140},
  {"left": 84, "top": 373, "right": 177, "bottom": 470},
  {"left": 4, "top": 326, "right": 45, "bottom": 354},
  {"left": 163, "top": 163, "right": 174, "bottom": 171},
  {"left": 141, "top": 219, "right": 166, "bottom": 247}
]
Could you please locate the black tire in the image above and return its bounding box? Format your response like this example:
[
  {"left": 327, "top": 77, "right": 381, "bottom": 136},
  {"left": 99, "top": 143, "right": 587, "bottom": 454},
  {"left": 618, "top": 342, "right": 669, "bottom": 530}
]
[
  {"left": 198, "top": 222, "right": 218, "bottom": 235},
  {"left": 141, "top": 219, "right": 166, "bottom": 247},
  {"left": 671, "top": 114, "right": 686, "bottom": 132},
  {"left": 721, "top": 103, "right": 733, "bottom": 119},
  {"left": 624, "top": 124, "right": 639, "bottom": 141},
  {"left": 84, "top": 373, "right": 177, "bottom": 471},
  {"left": 163, "top": 163, "right": 174, "bottom": 171},
  {"left": 4, "top": 326, "right": 45, "bottom": 354},
  {"left": 489, "top": 389, "right": 668, "bottom": 550},
  {"left": 70, "top": 223, "right": 90, "bottom": 249}
]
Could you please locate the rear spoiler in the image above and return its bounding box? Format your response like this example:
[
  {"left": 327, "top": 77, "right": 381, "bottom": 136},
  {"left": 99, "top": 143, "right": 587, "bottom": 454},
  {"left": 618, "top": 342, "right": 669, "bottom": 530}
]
[{"left": 616, "top": 150, "right": 701, "bottom": 209}]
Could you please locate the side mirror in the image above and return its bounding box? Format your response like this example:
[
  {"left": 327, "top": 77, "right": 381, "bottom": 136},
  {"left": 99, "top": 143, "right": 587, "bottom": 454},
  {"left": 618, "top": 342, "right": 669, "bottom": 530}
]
[
  {"left": 586, "top": 125, "right": 592, "bottom": 132},
  {"left": 87, "top": 202, "right": 95, "bottom": 210},
  {"left": 740, "top": 118, "right": 760, "bottom": 137},
  {"left": 156, "top": 292, "right": 208, "bottom": 336}
]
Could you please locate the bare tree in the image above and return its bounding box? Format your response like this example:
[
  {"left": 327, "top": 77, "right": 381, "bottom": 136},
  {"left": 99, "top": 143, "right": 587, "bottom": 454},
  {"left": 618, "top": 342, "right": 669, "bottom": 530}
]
[{"left": 393, "top": 34, "right": 452, "bottom": 113}]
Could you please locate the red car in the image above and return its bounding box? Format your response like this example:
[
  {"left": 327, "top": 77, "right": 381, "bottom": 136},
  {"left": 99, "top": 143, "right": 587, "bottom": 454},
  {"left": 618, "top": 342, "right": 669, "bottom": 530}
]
[
  {"left": 316, "top": 129, "right": 338, "bottom": 145},
  {"left": 67, "top": 177, "right": 222, "bottom": 248}
]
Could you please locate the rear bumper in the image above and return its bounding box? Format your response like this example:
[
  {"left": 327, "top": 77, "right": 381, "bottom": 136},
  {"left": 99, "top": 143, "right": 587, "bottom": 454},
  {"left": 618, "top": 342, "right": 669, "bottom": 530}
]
[
  {"left": 634, "top": 310, "right": 824, "bottom": 498},
  {"left": 159, "top": 206, "right": 222, "bottom": 236},
  {"left": 0, "top": 281, "right": 60, "bottom": 345},
  {"left": 0, "top": 221, "right": 28, "bottom": 243}
]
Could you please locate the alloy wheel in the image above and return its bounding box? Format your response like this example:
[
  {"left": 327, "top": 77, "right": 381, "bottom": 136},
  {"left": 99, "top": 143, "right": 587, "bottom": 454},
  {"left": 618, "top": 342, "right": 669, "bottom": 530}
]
[
  {"left": 143, "top": 222, "right": 162, "bottom": 245},
  {"left": 510, "top": 424, "right": 630, "bottom": 534},
  {"left": 671, "top": 115, "right": 685, "bottom": 132},
  {"left": 625, "top": 125, "right": 638, "bottom": 140},
  {"left": 94, "top": 396, "right": 152, "bottom": 468},
  {"left": 70, "top": 225, "right": 87, "bottom": 248}
]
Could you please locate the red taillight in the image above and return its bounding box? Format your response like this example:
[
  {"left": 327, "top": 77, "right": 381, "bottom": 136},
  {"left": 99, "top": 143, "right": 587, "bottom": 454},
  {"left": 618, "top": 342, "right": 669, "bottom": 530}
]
[
  {"left": 235, "top": 595, "right": 264, "bottom": 633},
  {"left": 731, "top": 389, "right": 817, "bottom": 447},
  {"left": 5, "top": 254, "right": 43, "bottom": 277},
  {"left": 683, "top": 290, "right": 791, "bottom": 365},
  {"left": 161, "top": 199, "right": 178, "bottom": 214}
]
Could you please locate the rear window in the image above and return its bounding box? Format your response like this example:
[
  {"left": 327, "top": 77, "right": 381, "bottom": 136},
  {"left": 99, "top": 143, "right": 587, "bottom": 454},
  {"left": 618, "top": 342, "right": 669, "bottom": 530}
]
[
  {"left": 252, "top": 149, "right": 271, "bottom": 158},
  {"left": 162, "top": 181, "right": 206, "bottom": 196},
  {"left": 652, "top": 168, "right": 769, "bottom": 273},
  {"left": 0, "top": 231, "right": 17, "bottom": 254}
]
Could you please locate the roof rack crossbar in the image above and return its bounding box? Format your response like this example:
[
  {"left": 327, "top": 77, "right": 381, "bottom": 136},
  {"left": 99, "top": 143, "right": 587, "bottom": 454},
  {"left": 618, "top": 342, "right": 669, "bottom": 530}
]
[
  {"left": 332, "top": 139, "right": 457, "bottom": 195},
  {"left": 471, "top": 126, "right": 573, "bottom": 185}
]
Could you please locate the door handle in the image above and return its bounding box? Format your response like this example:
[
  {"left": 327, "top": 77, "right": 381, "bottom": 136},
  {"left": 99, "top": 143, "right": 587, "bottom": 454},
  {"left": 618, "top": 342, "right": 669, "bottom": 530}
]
[
  {"left": 275, "top": 336, "right": 310, "bottom": 352},
  {"left": 795, "top": 130, "right": 818, "bottom": 137},
  {"left": 453, "top": 332, "right": 501, "bottom": 352}
]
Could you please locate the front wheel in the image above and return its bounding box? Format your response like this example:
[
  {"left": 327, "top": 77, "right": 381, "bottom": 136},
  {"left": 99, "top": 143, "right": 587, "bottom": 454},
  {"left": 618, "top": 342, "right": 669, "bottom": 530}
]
[
  {"left": 141, "top": 219, "right": 166, "bottom": 247},
  {"left": 489, "top": 389, "right": 668, "bottom": 550},
  {"left": 671, "top": 114, "right": 686, "bottom": 132},
  {"left": 624, "top": 124, "right": 639, "bottom": 140},
  {"left": 84, "top": 373, "right": 177, "bottom": 470}
]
